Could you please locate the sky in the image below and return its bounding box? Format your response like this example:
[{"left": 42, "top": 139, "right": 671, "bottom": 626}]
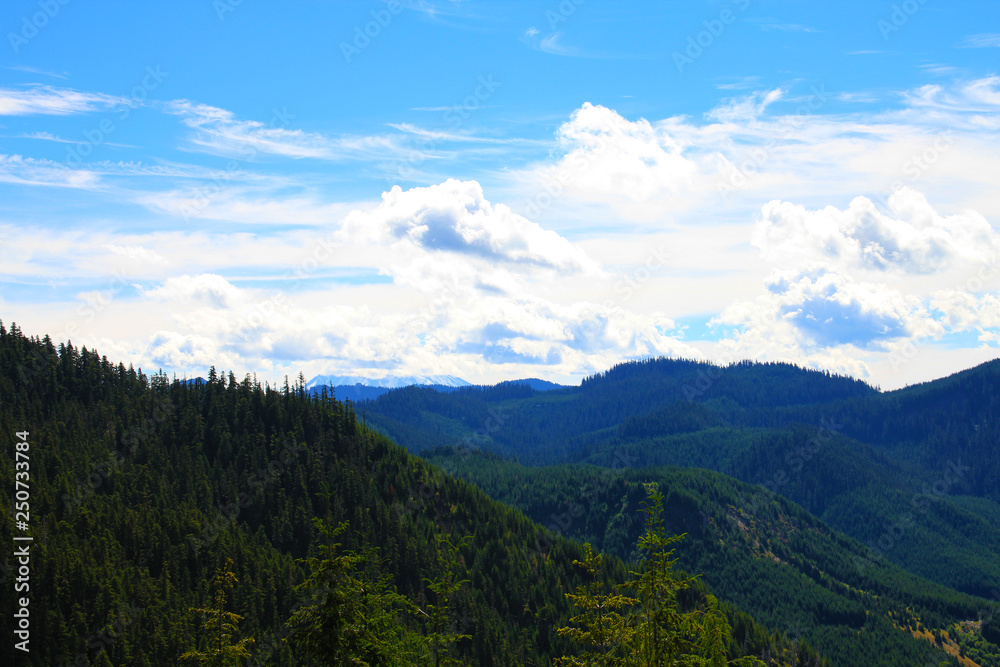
[{"left": 1, "top": 0, "right": 999, "bottom": 390}]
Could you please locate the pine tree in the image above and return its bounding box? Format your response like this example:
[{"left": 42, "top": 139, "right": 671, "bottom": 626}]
[
  {"left": 181, "top": 558, "right": 255, "bottom": 666},
  {"left": 417, "top": 535, "right": 474, "bottom": 666},
  {"left": 554, "top": 543, "right": 637, "bottom": 666},
  {"left": 557, "top": 484, "right": 766, "bottom": 667},
  {"left": 287, "top": 519, "right": 422, "bottom": 665},
  {"left": 627, "top": 484, "right": 700, "bottom": 664}
]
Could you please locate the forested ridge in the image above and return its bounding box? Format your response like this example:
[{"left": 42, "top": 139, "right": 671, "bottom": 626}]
[
  {"left": 347, "top": 356, "right": 1000, "bottom": 665},
  {"left": 357, "top": 357, "right": 1000, "bottom": 599},
  {"left": 425, "top": 450, "right": 1000, "bottom": 666},
  {"left": 1, "top": 323, "right": 823, "bottom": 666}
]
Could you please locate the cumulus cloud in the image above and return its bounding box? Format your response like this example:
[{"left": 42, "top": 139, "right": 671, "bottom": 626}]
[
  {"left": 341, "top": 179, "right": 600, "bottom": 278},
  {"left": 752, "top": 187, "right": 1000, "bottom": 274},
  {"left": 534, "top": 103, "right": 704, "bottom": 214},
  {"left": 110, "top": 266, "right": 696, "bottom": 382},
  {"left": 931, "top": 289, "right": 1000, "bottom": 341},
  {"left": 142, "top": 274, "right": 242, "bottom": 309},
  {"left": 713, "top": 265, "right": 943, "bottom": 377}
]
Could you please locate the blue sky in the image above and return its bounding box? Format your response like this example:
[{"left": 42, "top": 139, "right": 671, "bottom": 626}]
[{"left": 2, "top": 0, "right": 1000, "bottom": 389}]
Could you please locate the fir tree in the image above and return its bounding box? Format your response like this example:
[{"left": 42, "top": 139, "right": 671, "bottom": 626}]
[{"left": 181, "top": 558, "right": 255, "bottom": 666}]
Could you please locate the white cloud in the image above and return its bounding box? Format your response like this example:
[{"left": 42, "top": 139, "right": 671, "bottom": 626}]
[
  {"left": 340, "top": 179, "right": 601, "bottom": 278},
  {"left": 165, "top": 100, "right": 401, "bottom": 161},
  {"left": 753, "top": 187, "right": 1000, "bottom": 274},
  {"left": 706, "top": 88, "right": 785, "bottom": 124},
  {"left": 931, "top": 289, "right": 1000, "bottom": 336},
  {"left": 713, "top": 265, "right": 943, "bottom": 376},
  {"left": 957, "top": 33, "right": 1000, "bottom": 48},
  {"left": 0, "top": 154, "right": 100, "bottom": 189},
  {"left": 143, "top": 274, "right": 242, "bottom": 309},
  {"left": 0, "top": 85, "right": 124, "bottom": 116},
  {"left": 106, "top": 244, "right": 170, "bottom": 267},
  {"left": 526, "top": 103, "right": 710, "bottom": 219}
]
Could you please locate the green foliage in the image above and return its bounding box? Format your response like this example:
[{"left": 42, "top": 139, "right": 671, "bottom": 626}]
[
  {"left": 428, "top": 449, "right": 994, "bottom": 666},
  {"left": 181, "top": 558, "right": 255, "bottom": 666},
  {"left": 556, "top": 485, "right": 766, "bottom": 667},
  {"left": 363, "top": 356, "right": 1000, "bottom": 600},
  {"left": 418, "top": 535, "right": 474, "bottom": 666},
  {"left": 985, "top": 612, "right": 1000, "bottom": 646},
  {"left": 554, "top": 544, "right": 637, "bottom": 666},
  {"left": 627, "top": 484, "right": 701, "bottom": 664},
  {"left": 287, "top": 519, "right": 422, "bottom": 665},
  {"left": 3, "top": 323, "right": 990, "bottom": 667}
]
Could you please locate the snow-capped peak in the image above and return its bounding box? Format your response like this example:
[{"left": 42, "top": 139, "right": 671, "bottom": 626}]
[{"left": 305, "top": 374, "right": 470, "bottom": 390}]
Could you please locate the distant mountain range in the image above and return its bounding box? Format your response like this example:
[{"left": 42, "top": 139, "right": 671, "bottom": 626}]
[
  {"left": 305, "top": 374, "right": 567, "bottom": 403},
  {"left": 305, "top": 374, "right": 472, "bottom": 390}
]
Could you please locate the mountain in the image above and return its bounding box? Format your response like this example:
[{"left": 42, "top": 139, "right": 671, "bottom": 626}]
[
  {"left": 356, "top": 358, "right": 1000, "bottom": 617},
  {"left": 497, "top": 378, "right": 567, "bottom": 392},
  {"left": 0, "top": 324, "right": 821, "bottom": 666},
  {"left": 305, "top": 373, "right": 471, "bottom": 390},
  {"left": 425, "top": 449, "right": 1000, "bottom": 666}
]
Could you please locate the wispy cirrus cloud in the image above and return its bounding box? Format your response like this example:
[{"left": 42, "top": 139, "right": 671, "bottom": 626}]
[
  {"left": 165, "top": 100, "right": 403, "bottom": 161},
  {"left": 523, "top": 30, "right": 628, "bottom": 60},
  {"left": 0, "top": 85, "right": 125, "bottom": 116},
  {"left": 715, "top": 76, "right": 763, "bottom": 90},
  {"left": 3, "top": 65, "right": 68, "bottom": 79},
  {"left": 957, "top": 33, "right": 1000, "bottom": 48},
  {"left": 0, "top": 154, "right": 100, "bottom": 189},
  {"left": 750, "top": 21, "right": 819, "bottom": 33},
  {"left": 13, "top": 131, "right": 138, "bottom": 148}
]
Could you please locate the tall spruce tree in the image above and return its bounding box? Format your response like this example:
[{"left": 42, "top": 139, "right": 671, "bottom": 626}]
[
  {"left": 181, "top": 558, "right": 255, "bottom": 666},
  {"left": 286, "top": 519, "right": 422, "bottom": 665}
]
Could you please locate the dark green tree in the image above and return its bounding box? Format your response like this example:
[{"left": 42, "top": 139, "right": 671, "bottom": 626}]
[
  {"left": 418, "top": 534, "right": 474, "bottom": 667},
  {"left": 554, "top": 543, "right": 638, "bottom": 666},
  {"left": 181, "top": 558, "right": 255, "bottom": 666},
  {"left": 287, "top": 519, "right": 422, "bottom": 666}
]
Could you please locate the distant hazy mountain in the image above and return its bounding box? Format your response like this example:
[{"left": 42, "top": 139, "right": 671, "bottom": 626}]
[
  {"left": 498, "top": 378, "right": 566, "bottom": 391},
  {"left": 305, "top": 374, "right": 471, "bottom": 390}
]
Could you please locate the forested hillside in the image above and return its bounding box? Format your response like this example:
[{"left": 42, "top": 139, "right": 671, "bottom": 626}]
[
  {"left": 425, "top": 449, "right": 1000, "bottom": 666},
  {"left": 1, "top": 323, "right": 815, "bottom": 666},
  {"left": 356, "top": 357, "right": 1000, "bottom": 602}
]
